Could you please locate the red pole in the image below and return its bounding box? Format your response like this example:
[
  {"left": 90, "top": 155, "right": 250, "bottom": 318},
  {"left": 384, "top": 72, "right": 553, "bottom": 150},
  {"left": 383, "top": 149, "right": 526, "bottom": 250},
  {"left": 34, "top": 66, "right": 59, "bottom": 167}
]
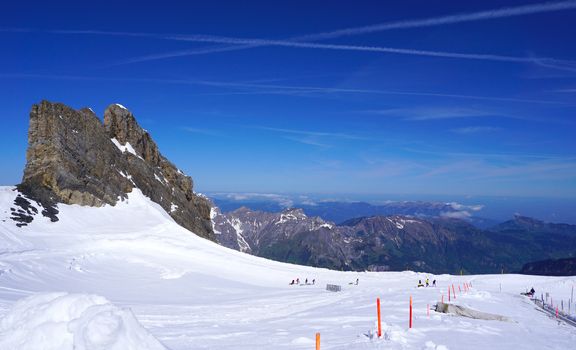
[
  {"left": 377, "top": 298, "right": 382, "bottom": 338},
  {"left": 556, "top": 306, "right": 559, "bottom": 318},
  {"left": 409, "top": 296, "right": 413, "bottom": 329},
  {"left": 452, "top": 284, "right": 456, "bottom": 300},
  {"left": 448, "top": 287, "right": 451, "bottom": 302}
]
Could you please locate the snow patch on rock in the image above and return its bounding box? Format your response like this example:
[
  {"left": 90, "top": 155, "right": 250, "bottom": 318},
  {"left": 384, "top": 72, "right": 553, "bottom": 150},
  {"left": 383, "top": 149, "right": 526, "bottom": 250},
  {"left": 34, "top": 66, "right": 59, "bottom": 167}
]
[{"left": 111, "top": 138, "right": 143, "bottom": 160}]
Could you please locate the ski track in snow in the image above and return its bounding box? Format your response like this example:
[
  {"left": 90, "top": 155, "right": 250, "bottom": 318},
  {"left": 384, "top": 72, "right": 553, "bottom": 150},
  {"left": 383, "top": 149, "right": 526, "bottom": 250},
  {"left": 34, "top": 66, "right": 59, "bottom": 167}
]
[{"left": 0, "top": 186, "right": 575, "bottom": 349}]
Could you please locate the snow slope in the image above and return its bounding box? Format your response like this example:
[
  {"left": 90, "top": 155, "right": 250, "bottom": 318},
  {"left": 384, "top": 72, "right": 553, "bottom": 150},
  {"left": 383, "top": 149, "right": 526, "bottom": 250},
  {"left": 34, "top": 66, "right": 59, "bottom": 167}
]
[{"left": 0, "top": 186, "right": 575, "bottom": 349}]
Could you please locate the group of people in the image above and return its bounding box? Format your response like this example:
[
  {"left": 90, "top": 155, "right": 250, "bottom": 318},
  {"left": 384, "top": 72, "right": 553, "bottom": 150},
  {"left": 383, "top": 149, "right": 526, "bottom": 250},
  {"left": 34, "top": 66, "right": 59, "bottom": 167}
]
[
  {"left": 289, "top": 277, "right": 315, "bottom": 285},
  {"left": 417, "top": 277, "right": 436, "bottom": 288}
]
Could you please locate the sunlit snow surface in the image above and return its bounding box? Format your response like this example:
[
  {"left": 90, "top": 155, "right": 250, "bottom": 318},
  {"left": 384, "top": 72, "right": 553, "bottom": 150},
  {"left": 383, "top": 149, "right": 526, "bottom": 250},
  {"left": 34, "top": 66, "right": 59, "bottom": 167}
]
[{"left": 0, "top": 186, "right": 575, "bottom": 349}]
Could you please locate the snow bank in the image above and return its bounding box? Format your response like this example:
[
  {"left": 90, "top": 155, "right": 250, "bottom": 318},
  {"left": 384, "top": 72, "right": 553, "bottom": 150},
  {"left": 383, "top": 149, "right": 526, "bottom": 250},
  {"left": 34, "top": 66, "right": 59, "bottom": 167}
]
[
  {"left": 0, "top": 293, "right": 167, "bottom": 350},
  {"left": 435, "top": 302, "right": 512, "bottom": 322}
]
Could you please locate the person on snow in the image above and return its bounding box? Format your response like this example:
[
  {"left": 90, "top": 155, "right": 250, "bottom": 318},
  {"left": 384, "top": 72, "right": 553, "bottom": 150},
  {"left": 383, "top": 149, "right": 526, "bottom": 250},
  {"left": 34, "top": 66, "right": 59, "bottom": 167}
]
[
  {"left": 432, "top": 280, "right": 436, "bottom": 287},
  {"left": 355, "top": 278, "right": 359, "bottom": 285},
  {"left": 290, "top": 280, "right": 295, "bottom": 285},
  {"left": 296, "top": 278, "right": 300, "bottom": 285},
  {"left": 305, "top": 278, "right": 308, "bottom": 284},
  {"left": 425, "top": 278, "right": 429, "bottom": 287},
  {"left": 418, "top": 280, "right": 424, "bottom": 288},
  {"left": 312, "top": 279, "right": 315, "bottom": 285}
]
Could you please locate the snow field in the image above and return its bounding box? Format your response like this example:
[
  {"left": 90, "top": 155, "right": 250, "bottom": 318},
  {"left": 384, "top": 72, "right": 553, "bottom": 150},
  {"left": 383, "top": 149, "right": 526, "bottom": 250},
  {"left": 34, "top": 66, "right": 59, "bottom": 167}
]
[{"left": 0, "top": 186, "right": 575, "bottom": 349}]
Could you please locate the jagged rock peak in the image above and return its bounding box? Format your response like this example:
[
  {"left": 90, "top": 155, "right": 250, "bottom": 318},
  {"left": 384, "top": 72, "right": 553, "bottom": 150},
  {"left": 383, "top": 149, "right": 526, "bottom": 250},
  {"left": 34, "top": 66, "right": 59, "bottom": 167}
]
[
  {"left": 281, "top": 208, "right": 307, "bottom": 217},
  {"left": 21, "top": 100, "right": 133, "bottom": 208},
  {"left": 18, "top": 100, "right": 215, "bottom": 241},
  {"left": 104, "top": 104, "right": 160, "bottom": 165}
]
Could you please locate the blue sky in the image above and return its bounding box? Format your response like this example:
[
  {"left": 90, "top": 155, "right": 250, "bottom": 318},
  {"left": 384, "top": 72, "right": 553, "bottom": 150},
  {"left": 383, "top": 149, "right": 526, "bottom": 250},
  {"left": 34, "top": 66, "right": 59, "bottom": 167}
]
[{"left": 1, "top": 0, "right": 575, "bottom": 198}]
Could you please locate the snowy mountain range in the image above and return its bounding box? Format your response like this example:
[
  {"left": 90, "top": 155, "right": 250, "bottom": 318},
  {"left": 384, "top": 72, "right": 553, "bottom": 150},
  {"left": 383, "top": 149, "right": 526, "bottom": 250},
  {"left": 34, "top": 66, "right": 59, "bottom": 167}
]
[
  {"left": 1, "top": 101, "right": 575, "bottom": 349},
  {"left": 212, "top": 206, "right": 576, "bottom": 274}
]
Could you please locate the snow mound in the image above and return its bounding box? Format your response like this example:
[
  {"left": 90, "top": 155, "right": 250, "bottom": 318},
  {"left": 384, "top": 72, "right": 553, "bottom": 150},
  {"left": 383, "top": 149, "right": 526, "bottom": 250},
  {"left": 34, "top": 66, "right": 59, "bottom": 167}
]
[
  {"left": 0, "top": 293, "right": 167, "bottom": 350},
  {"left": 435, "top": 302, "right": 512, "bottom": 322}
]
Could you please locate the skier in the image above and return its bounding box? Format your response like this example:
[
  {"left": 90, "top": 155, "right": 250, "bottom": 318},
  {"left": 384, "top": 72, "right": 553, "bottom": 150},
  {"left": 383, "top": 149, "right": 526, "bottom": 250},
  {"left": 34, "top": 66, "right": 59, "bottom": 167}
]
[
  {"left": 425, "top": 278, "right": 429, "bottom": 287},
  {"left": 296, "top": 278, "right": 300, "bottom": 285},
  {"left": 355, "top": 278, "right": 359, "bottom": 285},
  {"left": 305, "top": 278, "right": 308, "bottom": 285},
  {"left": 290, "top": 280, "right": 295, "bottom": 285},
  {"left": 417, "top": 280, "right": 424, "bottom": 288},
  {"left": 432, "top": 279, "right": 436, "bottom": 287},
  {"left": 312, "top": 279, "right": 315, "bottom": 285}
]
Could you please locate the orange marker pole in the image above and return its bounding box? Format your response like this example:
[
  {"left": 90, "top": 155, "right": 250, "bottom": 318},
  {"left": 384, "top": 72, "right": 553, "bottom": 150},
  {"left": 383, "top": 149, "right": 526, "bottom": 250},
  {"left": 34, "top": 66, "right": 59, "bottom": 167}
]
[
  {"left": 316, "top": 332, "right": 320, "bottom": 350},
  {"left": 377, "top": 297, "right": 382, "bottom": 338},
  {"left": 409, "top": 296, "right": 413, "bottom": 329}
]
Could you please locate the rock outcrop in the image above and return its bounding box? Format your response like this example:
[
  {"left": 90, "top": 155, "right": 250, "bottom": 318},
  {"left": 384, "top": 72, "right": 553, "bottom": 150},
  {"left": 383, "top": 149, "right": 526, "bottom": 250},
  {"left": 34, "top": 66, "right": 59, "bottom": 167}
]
[{"left": 17, "top": 100, "right": 215, "bottom": 241}]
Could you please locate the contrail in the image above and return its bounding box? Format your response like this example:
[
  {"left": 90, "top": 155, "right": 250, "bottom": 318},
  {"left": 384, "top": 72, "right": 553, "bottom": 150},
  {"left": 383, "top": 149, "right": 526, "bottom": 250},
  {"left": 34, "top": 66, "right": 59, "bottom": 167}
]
[
  {"left": 52, "top": 29, "right": 576, "bottom": 69},
  {"left": 298, "top": 1, "right": 576, "bottom": 41},
  {"left": 51, "top": 1, "right": 576, "bottom": 63},
  {"left": 0, "top": 73, "right": 570, "bottom": 105},
  {"left": 119, "top": 34, "right": 575, "bottom": 67}
]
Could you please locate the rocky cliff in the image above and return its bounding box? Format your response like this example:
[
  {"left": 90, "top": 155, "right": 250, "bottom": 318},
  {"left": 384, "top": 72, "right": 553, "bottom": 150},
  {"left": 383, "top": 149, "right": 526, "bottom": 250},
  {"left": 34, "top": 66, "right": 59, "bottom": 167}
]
[{"left": 16, "top": 100, "right": 215, "bottom": 241}]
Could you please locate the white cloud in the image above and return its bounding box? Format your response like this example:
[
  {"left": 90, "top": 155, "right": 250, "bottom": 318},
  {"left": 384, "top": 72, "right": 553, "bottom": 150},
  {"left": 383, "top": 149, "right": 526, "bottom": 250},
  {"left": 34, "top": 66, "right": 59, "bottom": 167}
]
[
  {"left": 369, "top": 107, "right": 498, "bottom": 120},
  {"left": 182, "top": 127, "right": 222, "bottom": 136},
  {"left": 441, "top": 211, "right": 472, "bottom": 219},
  {"left": 449, "top": 202, "right": 484, "bottom": 212},
  {"left": 450, "top": 126, "right": 502, "bottom": 134}
]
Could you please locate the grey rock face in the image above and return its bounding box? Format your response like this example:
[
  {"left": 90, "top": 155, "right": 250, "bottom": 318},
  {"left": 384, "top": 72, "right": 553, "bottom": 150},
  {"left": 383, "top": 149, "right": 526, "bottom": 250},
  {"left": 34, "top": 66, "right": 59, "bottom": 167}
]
[
  {"left": 214, "top": 203, "right": 576, "bottom": 273},
  {"left": 212, "top": 206, "right": 351, "bottom": 269},
  {"left": 18, "top": 100, "right": 215, "bottom": 241},
  {"left": 22, "top": 102, "right": 132, "bottom": 208}
]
